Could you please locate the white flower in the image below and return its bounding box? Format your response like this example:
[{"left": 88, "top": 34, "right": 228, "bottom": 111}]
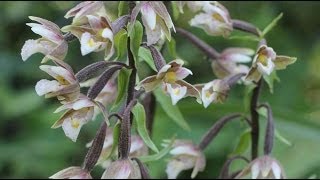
[
  {"left": 199, "top": 79, "right": 230, "bottom": 108},
  {"left": 49, "top": 166, "right": 92, "bottom": 179}
]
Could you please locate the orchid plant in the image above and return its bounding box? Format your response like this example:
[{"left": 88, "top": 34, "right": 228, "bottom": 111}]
[{"left": 21, "top": 1, "right": 297, "bottom": 179}]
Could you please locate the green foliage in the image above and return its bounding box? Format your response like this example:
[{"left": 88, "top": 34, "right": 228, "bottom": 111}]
[
  {"left": 138, "top": 47, "right": 157, "bottom": 72},
  {"left": 230, "top": 129, "right": 251, "bottom": 157},
  {"left": 129, "top": 21, "right": 143, "bottom": 62},
  {"left": 261, "top": 13, "right": 283, "bottom": 37},
  {"left": 114, "top": 29, "right": 128, "bottom": 60},
  {"left": 139, "top": 137, "right": 175, "bottom": 163}
]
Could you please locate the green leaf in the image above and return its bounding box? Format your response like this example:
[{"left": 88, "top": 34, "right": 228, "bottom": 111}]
[
  {"left": 257, "top": 105, "right": 268, "bottom": 118},
  {"left": 138, "top": 47, "right": 157, "bottom": 72},
  {"left": 243, "top": 84, "right": 257, "bottom": 113},
  {"left": 229, "top": 129, "right": 251, "bottom": 156},
  {"left": 129, "top": 21, "right": 143, "bottom": 62},
  {"left": 132, "top": 102, "right": 159, "bottom": 153},
  {"left": 111, "top": 68, "right": 131, "bottom": 112},
  {"left": 171, "top": 1, "right": 180, "bottom": 20},
  {"left": 263, "top": 71, "right": 280, "bottom": 94},
  {"left": 167, "top": 37, "right": 177, "bottom": 58},
  {"left": 228, "top": 35, "right": 261, "bottom": 42},
  {"left": 118, "top": 1, "right": 127, "bottom": 17},
  {"left": 275, "top": 129, "right": 293, "bottom": 147},
  {"left": 262, "top": 13, "right": 283, "bottom": 37},
  {"left": 114, "top": 29, "right": 128, "bottom": 60},
  {"left": 139, "top": 137, "right": 175, "bottom": 163},
  {"left": 154, "top": 88, "right": 191, "bottom": 131}
]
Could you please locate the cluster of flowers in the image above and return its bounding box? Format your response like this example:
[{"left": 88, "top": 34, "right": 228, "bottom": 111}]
[{"left": 21, "top": 1, "right": 297, "bottom": 179}]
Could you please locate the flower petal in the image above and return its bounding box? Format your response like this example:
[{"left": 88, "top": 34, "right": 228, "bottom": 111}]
[
  {"left": 256, "top": 58, "right": 275, "bottom": 75},
  {"left": 271, "top": 161, "right": 281, "bottom": 179},
  {"left": 49, "top": 166, "right": 91, "bottom": 179},
  {"left": 21, "top": 39, "right": 51, "bottom": 61},
  {"left": 101, "top": 160, "right": 132, "bottom": 179},
  {"left": 35, "top": 79, "right": 62, "bottom": 96},
  {"left": 245, "top": 67, "right": 262, "bottom": 83},
  {"left": 39, "top": 65, "right": 75, "bottom": 84},
  {"left": 251, "top": 162, "right": 260, "bottom": 179},
  {"left": 137, "top": 75, "right": 162, "bottom": 92},
  {"left": 166, "top": 83, "right": 187, "bottom": 105},
  {"left": 80, "top": 32, "right": 102, "bottom": 56},
  {"left": 274, "top": 55, "right": 297, "bottom": 70},
  {"left": 62, "top": 115, "right": 85, "bottom": 142},
  {"left": 27, "top": 23, "right": 62, "bottom": 43},
  {"left": 175, "top": 67, "right": 193, "bottom": 80},
  {"left": 141, "top": 3, "right": 157, "bottom": 30}
]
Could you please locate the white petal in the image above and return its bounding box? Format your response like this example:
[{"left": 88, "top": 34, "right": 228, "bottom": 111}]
[
  {"left": 175, "top": 67, "right": 193, "bottom": 80},
  {"left": 101, "top": 160, "right": 132, "bottom": 179},
  {"left": 21, "top": 39, "right": 51, "bottom": 61},
  {"left": 170, "top": 146, "right": 199, "bottom": 156},
  {"left": 226, "top": 54, "right": 252, "bottom": 63},
  {"left": 27, "top": 23, "right": 61, "bottom": 43},
  {"left": 101, "top": 28, "right": 113, "bottom": 41},
  {"left": 166, "top": 158, "right": 195, "bottom": 179},
  {"left": 130, "top": 136, "right": 144, "bottom": 154},
  {"left": 251, "top": 162, "right": 260, "bottom": 179},
  {"left": 35, "top": 79, "right": 62, "bottom": 96},
  {"left": 257, "top": 58, "right": 275, "bottom": 75},
  {"left": 39, "top": 65, "right": 75, "bottom": 83},
  {"left": 62, "top": 116, "right": 85, "bottom": 142},
  {"left": 72, "top": 99, "right": 95, "bottom": 110},
  {"left": 166, "top": 84, "right": 187, "bottom": 105},
  {"left": 271, "top": 162, "right": 281, "bottom": 179},
  {"left": 141, "top": 3, "right": 157, "bottom": 30},
  {"left": 80, "top": 32, "right": 101, "bottom": 56},
  {"left": 157, "top": 64, "right": 171, "bottom": 79}
]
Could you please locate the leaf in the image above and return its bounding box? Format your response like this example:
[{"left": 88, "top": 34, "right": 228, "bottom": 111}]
[
  {"left": 263, "top": 71, "right": 280, "bottom": 94},
  {"left": 262, "top": 13, "right": 283, "bottom": 37},
  {"left": 274, "top": 56, "right": 297, "bottom": 70},
  {"left": 154, "top": 88, "right": 191, "bottom": 131},
  {"left": 275, "top": 129, "right": 293, "bottom": 147},
  {"left": 114, "top": 29, "right": 128, "bottom": 60},
  {"left": 116, "top": 68, "right": 131, "bottom": 105},
  {"left": 139, "top": 137, "right": 175, "bottom": 163},
  {"left": 167, "top": 37, "right": 177, "bottom": 58},
  {"left": 129, "top": 21, "right": 143, "bottom": 62},
  {"left": 132, "top": 102, "right": 159, "bottom": 153},
  {"left": 138, "top": 47, "right": 157, "bottom": 72},
  {"left": 257, "top": 105, "right": 268, "bottom": 118},
  {"left": 243, "top": 84, "right": 256, "bottom": 113},
  {"left": 229, "top": 129, "right": 251, "bottom": 157},
  {"left": 118, "top": 1, "right": 127, "bottom": 17},
  {"left": 228, "top": 35, "right": 260, "bottom": 42},
  {"left": 170, "top": 1, "right": 180, "bottom": 20}
]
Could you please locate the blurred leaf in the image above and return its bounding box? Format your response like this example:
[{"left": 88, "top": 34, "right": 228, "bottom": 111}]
[
  {"left": 262, "top": 12, "right": 283, "bottom": 37},
  {"left": 275, "top": 129, "right": 293, "bottom": 147},
  {"left": 228, "top": 35, "right": 260, "bottom": 42},
  {"left": 257, "top": 105, "right": 268, "bottom": 118},
  {"left": 132, "top": 102, "right": 159, "bottom": 153},
  {"left": 243, "top": 84, "right": 256, "bottom": 113},
  {"left": 167, "top": 37, "right": 177, "bottom": 58},
  {"left": 138, "top": 47, "right": 157, "bottom": 72},
  {"left": 154, "top": 88, "right": 191, "bottom": 131},
  {"left": 263, "top": 71, "right": 280, "bottom": 94},
  {"left": 111, "top": 68, "right": 131, "bottom": 112},
  {"left": 118, "top": 1, "right": 127, "bottom": 17},
  {"left": 229, "top": 128, "right": 251, "bottom": 157},
  {"left": 129, "top": 21, "right": 143, "bottom": 62},
  {"left": 139, "top": 137, "right": 175, "bottom": 163},
  {"left": 114, "top": 29, "right": 128, "bottom": 60},
  {"left": 171, "top": 1, "right": 180, "bottom": 20}
]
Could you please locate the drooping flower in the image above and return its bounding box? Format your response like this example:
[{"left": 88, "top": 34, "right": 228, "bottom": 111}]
[
  {"left": 52, "top": 95, "right": 96, "bottom": 142},
  {"left": 195, "top": 79, "right": 230, "bottom": 108},
  {"left": 245, "top": 45, "right": 297, "bottom": 82},
  {"left": 35, "top": 63, "right": 80, "bottom": 103},
  {"left": 164, "top": 140, "right": 206, "bottom": 179},
  {"left": 63, "top": 2, "right": 114, "bottom": 59},
  {"left": 21, "top": 16, "right": 68, "bottom": 62},
  {"left": 211, "top": 47, "right": 254, "bottom": 79},
  {"left": 137, "top": 59, "right": 201, "bottom": 105},
  {"left": 235, "top": 156, "right": 286, "bottom": 179},
  {"left": 175, "top": 1, "right": 209, "bottom": 13},
  {"left": 131, "top": 1, "right": 175, "bottom": 45},
  {"left": 101, "top": 159, "right": 141, "bottom": 179},
  {"left": 189, "top": 1, "right": 233, "bottom": 37},
  {"left": 49, "top": 166, "right": 92, "bottom": 179}
]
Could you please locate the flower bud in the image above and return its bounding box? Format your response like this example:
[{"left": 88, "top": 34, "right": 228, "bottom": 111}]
[
  {"left": 49, "top": 166, "right": 92, "bottom": 179},
  {"left": 101, "top": 159, "right": 141, "bottom": 179}
]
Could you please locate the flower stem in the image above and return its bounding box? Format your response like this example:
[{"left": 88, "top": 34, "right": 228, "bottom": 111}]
[
  {"left": 219, "top": 155, "right": 250, "bottom": 179},
  {"left": 232, "top": 19, "right": 261, "bottom": 37},
  {"left": 258, "top": 103, "right": 275, "bottom": 155},
  {"left": 198, "top": 113, "right": 243, "bottom": 150}
]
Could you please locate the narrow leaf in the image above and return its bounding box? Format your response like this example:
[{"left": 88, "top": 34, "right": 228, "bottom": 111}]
[
  {"left": 139, "top": 137, "right": 175, "bottom": 163},
  {"left": 275, "top": 129, "right": 293, "bottom": 147},
  {"left": 99, "top": 122, "right": 121, "bottom": 164},
  {"left": 115, "top": 68, "right": 131, "bottom": 105},
  {"left": 171, "top": 1, "right": 180, "bottom": 20},
  {"left": 114, "top": 29, "right": 128, "bottom": 60},
  {"left": 262, "top": 13, "right": 283, "bottom": 37},
  {"left": 130, "top": 21, "right": 143, "bottom": 62},
  {"left": 132, "top": 102, "right": 159, "bottom": 153},
  {"left": 138, "top": 47, "right": 157, "bottom": 72},
  {"left": 229, "top": 129, "right": 251, "bottom": 157},
  {"left": 118, "top": 1, "right": 127, "bottom": 17},
  {"left": 263, "top": 71, "right": 280, "bottom": 94},
  {"left": 154, "top": 88, "right": 191, "bottom": 131},
  {"left": 167, "top": 37, "right": 177, "bottom": 58}
]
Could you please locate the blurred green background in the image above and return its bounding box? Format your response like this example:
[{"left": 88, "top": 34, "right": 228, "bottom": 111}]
[{"left": 0, "top": 1, "right": 320, "bottom": 179}]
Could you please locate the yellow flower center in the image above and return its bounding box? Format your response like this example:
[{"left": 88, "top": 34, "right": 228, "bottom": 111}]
[
  {"left": 212, "top": 13, "right": 224, "bottom": 22},
  {"left": 173, "top": 88, "right": 180, "bottom": 95},
  {"left": 88, "top": 38, "right": 96, "bottom": 47},
  {"left": 71, "top": 117, "right": 80, "bottom": 128},
  {"left": 165, "top": 72, "right": 177, "bottom": 83},
  {"left": 56, "top": 75, "right": 69, "bottom": 85},
  {"left": 205, "top": 91, "right": 212, "bottom": 98},
  {"left": 258, "top": 54, "right": 268, "bottom": 66}
]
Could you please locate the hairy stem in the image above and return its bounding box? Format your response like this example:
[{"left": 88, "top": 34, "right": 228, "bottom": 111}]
[
  {"left": 232, "top": 19, "right": 261, "bottom": 37},
  {"left": 258, "top": 103, "right": 275, "bottom": 155},
  {"left": 198, "top": 113, "right": 243, "bottom": 150},
  {"left": 142, "top": 93, "right": 156, "bottom": 135},
  {"left": 250, "top": 79, "right": 263, "bottom": 160}
]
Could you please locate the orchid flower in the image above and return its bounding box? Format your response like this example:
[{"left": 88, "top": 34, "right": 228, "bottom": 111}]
[
  {"left": 189, "top": 1, "right": 233, "bottom": 37},
  {"left": 137, "top": 59, "right": 201, "bottom": 105},
  {"left": 245, "top": 45, "right": 297, "bottom": 82},
  {"left": 21, "top": 16, "right": 68, "bottom": 62},
  {"left": 131, "top": 1, "right": 175, "bottom": 45},
  {"left": 101, "top": 159, "right": 141, "bottom": 179},
  {"left": 175, "top": 1, "right": 209, "bottom": 13},
  {"left": 49, "top": 166, "right": 92, "bottom": 179},
  {"left": 164, "top": 140, "right": 206, "bottom": 179}
]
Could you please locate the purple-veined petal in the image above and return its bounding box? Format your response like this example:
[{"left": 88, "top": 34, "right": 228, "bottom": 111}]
[
  {"left": 141, "top": 2, "right": 157, "bottom": 30},
  {"left": 72, "top": 98, "right": 95, "bottom": 110},
  {"left": 87, "top": 15, "right": 103, "bottom": 30},
  {"left": 175, "top": 67, "right": 193, "bottom": 80},
  {"left": 150, "top": 1, "right": 175, "bottom": 32},
  {"left": 21, "top": 39, "right": 51, "bottom": 61},
  {"left": 137, "top": 75, "right": 162, "bottom": 92},
  {"left": 65, "top": 1, "right": 93, "bottom": 18},
  {"left": 101, "top": 160, "right": 132, "bottom": 179},
  {"left": 27, "top": 23, "right": 62, "bottom": 43},
  {"left": 143, "top": 17, "right": 162, "bottom": 46},
  {"left": 49, "top": 166, "right": 92, "bottom": 179},
  {"left": 39, "top": 65, "right": 75, "bottom": 84},
  {"left": 29, "top": 16, "right": 61, "bottom": 35}
]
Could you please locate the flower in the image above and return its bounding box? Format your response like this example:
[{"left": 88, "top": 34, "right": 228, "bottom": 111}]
[
  {"left": 101, "top": 159, "right": 141, "bottom": 179},
  {"left": 21, "top": 16, "right": 68, "bottom": 62},
  {"left": 235, "top": 156, "right": 286, "bottom": 179},
  {"left": 63, "top": 2, "right": 114, "bottom": 59},
  {"left": 195, "top": 79, "right": 230, "bottom": 108},
  {"left": 189, "top": 1, "right": 233, "bottom": 37},
  {"left": 131, "top": 1, "right": 175, "bottom": 45},
  {"left": 245, "top": 45, "right": 297, "bottom": 82},
  {"left": 165, "top": 140, "right": 206, "bottom": 179},
  {"left": 137, "top": 59, "right": 201, "bottom": 105},
  {"left": 49, "top": 166, "right": 92, "bottom": 179},
  {"left": 51, "top": 95, "right": 96, "bottom": 142},
  {"left": 175, "top": 1, "right": 208, "bottom": 13},
  {"left": 211, "top": 48, "right": 254, "bottom": 79},
  {"left": 35, "top": 64, "right": 80, "bottom": 103}
]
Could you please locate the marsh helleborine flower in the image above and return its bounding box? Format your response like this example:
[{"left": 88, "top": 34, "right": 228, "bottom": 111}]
[
  {"left": 21, "top": 16, "right": 68, "bottom": 62},
  {"left": 101, "top": 159, "right": 141, "bottom": 179},
  {"left": 175, "top": 1, "right": 208, "bottom": 13},
  {"left": 35, "top": 64, "right": 80, "bottom": 103},
  {"left": 245, "top": 45, "right": 297, "bottom": 82},
  {"left": 131, "top": 1, "right": 175, "bottom": 45},
  {"left": 189, "top": 1, "right": 233, "bottom": 37},
  {"left": 165, "top": 140, "right": 206, "bottom": 179},
  {"left": 137, "top": 59, "right": 201, "bottom": 105},
  {"left": 49, "top": 166, "right": 92, "bottom": 179},
  {"left": 235, "top": 156, "right": 286, "bottom": 179}
]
